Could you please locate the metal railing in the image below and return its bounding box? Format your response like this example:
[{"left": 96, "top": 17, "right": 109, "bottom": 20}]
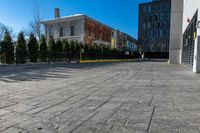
[{"left": 0, "top": 48, "right": 140, "bottom": 66}]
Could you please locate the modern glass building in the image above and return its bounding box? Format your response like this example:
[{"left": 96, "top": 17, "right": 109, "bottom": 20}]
[{"left": 138, "top": 0, "right": 171, "bottom": 58}]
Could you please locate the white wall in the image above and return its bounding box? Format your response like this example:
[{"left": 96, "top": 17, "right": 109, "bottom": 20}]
[
  {"left": 46, "top": 18, "right": 85, "bottom": 43},
  {"left": 182, "top": 0, "right": 200, "bottom": 32}
]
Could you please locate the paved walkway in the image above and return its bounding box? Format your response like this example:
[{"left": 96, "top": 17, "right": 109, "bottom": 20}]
[{"left": 0, "top": 61, "right": 200, "bottom": 133}]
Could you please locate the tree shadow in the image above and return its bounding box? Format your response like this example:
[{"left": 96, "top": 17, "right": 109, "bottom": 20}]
[{"left": 0, "top": 62, "right": 122, "bottom": 82}]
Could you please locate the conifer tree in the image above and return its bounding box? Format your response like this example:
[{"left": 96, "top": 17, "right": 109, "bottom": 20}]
[
  {"left": 39, "top": 35, "right": 48, "bottom": 62},
  {"left": 62, "top": 40, "right": 70, "bottom": 61},
  {"left": 63, "top": 39, "right": 70, "bottom": 52},
  {"left": 56, "top": 39, "right": 63, "bottom": 60},
  {"left": 0, "top": 30, "right": 14, "bottom": 64},
  {"left": 48, "top": 36, "right": 56, "bottom": 61},
  {"left": 16, "top": 32, "right": 27, "bottom": 64},
  {"left": 48, "top": 36, "right": 56, "bottom": 51},
  {"left": 70, "top": 40, "right": 75, "bottom": 53},
  {"left": 27, "top": 33, "right": 38, "bottom": 62},
  {"left": 56, "top": 39, "right": 63, "bottom": 51}
]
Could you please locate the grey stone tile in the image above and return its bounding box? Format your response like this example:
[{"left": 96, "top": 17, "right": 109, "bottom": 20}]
[{"left": 0, "top": 62, "right": 200, "bottom": 132}]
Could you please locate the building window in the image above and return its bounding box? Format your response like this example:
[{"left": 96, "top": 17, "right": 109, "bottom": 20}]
[
  {"left": 102, "top": 31, "right": 104, "bottom": 40},
  {"left": 152, "top": 6, "right": 156, "bottom": 12},
  {"left": 158, "top": 5, "right": 161, "bottom": 12},
  {"left": 166, "top": 4, "right": 170, "bottom": 11},
  {"left": 155, "top": 13, "right": 159, "bottom": 21},
  {"left": 143, "top": 6, "right": 146, "bottom": 13},
  {"left": 162, "top": 22, "right": 166, "bottom": 28},
  {"left": 107, "top": 33, "right": 109, "bottom": 41},
  {"left": 144, "top": 31, "right": 147, "bottom": 37},
  {"left": 70, "top": 25, "right": 74, "bottom": 36},
  {"left": 148, "top": 6, "right": 151, "bottom": 13},
  {"left": 142, "top": 23, "right": 146, "bottom": 30},
  {"left": 162, "top": 4, "right": 166, "bottom": 12},
  {"left": 152, "top": 23, "right": 155, "bottom": 29},
  {"left": 160, "top": 29, "right": 163, "bottom": 37},
  {"left": 148, "top": 14, "right": 153, "bottom": 21},
  {"left": 145, "top": 15, "right": 148, "bottom": 21},
  {"left": 48, "top": 27, "right": 52, "bottom": 38},
  {"left": 94, "top": 28, "right": 97, "bottom": 38},
  {"left": 157, "top": 23, "right": 160, "bottom": 28},
  {"left": 147, "top": 23, "right": 151, "bottom": 29},
  {"left": 160, "top": 13, "right": 164, "bottom": 20},
  {"left": 59, "top": 27, "right": 63, "bottom": 37},
  {"left": 99, "top": 31, "right": 101, "bottom": 39},
  {"left": 88, "top": 27, "right": 91, "bottom": 37}
]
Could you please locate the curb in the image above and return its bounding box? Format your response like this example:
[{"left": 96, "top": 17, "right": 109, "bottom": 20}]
[{"left": 80, "top": 59, "right": 137, "bottom": 63}]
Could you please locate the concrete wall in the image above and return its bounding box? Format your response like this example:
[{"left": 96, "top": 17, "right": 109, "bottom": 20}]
[
  {"left": 169, "top": 0, "right": 184, "bottom": 64},
  {"left": 170, "top": 0, "right": 200, "bottom": 73}
]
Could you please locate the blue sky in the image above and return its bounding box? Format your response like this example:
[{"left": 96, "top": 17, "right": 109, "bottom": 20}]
[{"left": 0, "top": 0, "right": 151, "bottom": 39}]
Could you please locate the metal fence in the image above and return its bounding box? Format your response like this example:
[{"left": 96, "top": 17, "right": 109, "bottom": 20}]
[{"left": 0, "top": 49, "right": 140, "bottom": 65}]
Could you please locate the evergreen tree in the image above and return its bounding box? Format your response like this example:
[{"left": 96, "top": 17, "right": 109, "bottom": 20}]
[
  {"left": 79, "top": 42, "right": 84, "bottom": 50},
  {"left": 56, "top": 39, "right": 63, "bottom": 60},
  {"left": 70, "top": 40, "right": 75, "bottom": 53},
  {"left": 62, "top": 39, "right": 70, "bottom": 61},
  {"left": 69, "top": 40, "right": 76, "bottom": 60},
  {"left": 0, "top": 30, "right": 14, "bottom": 64},
  {"left": 75, "top": 41, "right": 80, "bottom": 53},
  {"left": 16, "top": 32, "right": 27, "bottom": 64},
  {"left": 63, "top": 39, "right": 70, "bottom": 52},
  {"left": 48, "top": 36, "right": 56, "bottom": 51},
  {"left": 56, "top": 39, "right": 63, "bottom": 51},
  {"left": 27, "top": 33, "right": 38, "bottom": 62},
  {"left": 39, "top": 35, "right": 48, "bottom": 62},
  {"left": 48, "top": 36, "right": 56, "bottom": 61}
]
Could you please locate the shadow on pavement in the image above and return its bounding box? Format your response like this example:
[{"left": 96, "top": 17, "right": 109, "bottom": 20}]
[{"left": 0, "top": 62, "right": 122, "bottom": 82}]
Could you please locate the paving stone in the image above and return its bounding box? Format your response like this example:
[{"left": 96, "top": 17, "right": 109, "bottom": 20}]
[
  {"left": 0, "top": 109, "right": 11, "bottom": 117},
  {"left": 4, "top": 104, "right": 35, "bottom": 113},
  {"left": 0, "top": 62, "right": 200, "bottom": 132}
]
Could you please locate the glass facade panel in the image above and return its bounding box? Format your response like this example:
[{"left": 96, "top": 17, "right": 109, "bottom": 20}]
[
  {"left": 148, "top": 6, "right": 151, "bottom": 13},
  {"left": 139, "top": 0, "right": 171, "bottom": 53}
]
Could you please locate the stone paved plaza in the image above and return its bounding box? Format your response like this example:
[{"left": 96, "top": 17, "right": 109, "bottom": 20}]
[{"left": 0, "top": 61, "right": 200, "bottom": 133}]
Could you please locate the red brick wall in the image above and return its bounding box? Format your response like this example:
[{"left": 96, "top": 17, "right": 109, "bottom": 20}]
[{"left": 85, "top": 18, "right": 111, "bottom": 45}]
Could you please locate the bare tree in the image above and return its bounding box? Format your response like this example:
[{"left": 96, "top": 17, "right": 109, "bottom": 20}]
[{"left": 30, "top": 1, "right": 42, "bottom": 40}]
